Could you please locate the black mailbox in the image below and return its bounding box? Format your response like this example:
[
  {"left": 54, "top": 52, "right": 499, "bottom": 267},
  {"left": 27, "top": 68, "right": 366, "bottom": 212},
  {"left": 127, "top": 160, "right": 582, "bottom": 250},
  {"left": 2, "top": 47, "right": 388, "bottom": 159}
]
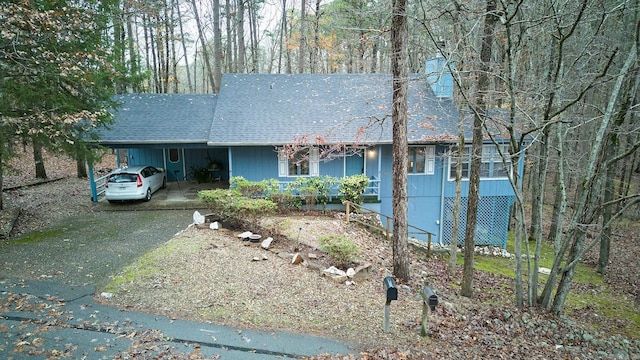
[
  {"left": 383, "top": 276, "right": 397, "bottom": 302},
  {"left": 422, "top": 285, "right": 438, "bottom": 311}
]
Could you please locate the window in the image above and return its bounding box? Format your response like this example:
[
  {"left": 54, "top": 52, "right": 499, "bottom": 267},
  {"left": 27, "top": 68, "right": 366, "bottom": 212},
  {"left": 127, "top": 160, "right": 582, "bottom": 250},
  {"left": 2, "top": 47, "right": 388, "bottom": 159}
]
[
  {"left": 408, "top": 145, "right": 435, "bottom": 175},
  {"left": 449, "top": 145, "right": 511, "bottom": 180},
  {"left": 168, "top": 148, "right": 180, "bottom": 163},
  {"left": 278, "top": 147, "right": 319, "bottom": 177}
]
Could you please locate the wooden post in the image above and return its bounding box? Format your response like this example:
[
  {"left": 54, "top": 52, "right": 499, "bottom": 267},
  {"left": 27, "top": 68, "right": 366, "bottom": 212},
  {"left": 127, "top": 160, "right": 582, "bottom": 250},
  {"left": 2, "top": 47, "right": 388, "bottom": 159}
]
[
  {"left": 420, "top": 301, "right": 429, "bottom": 336},
  {"left": 427, "top": 233, "right": 432, "bottom": 258},
  {"left": 384, "top": 301, "right": 391, "bottom": 332},
  {"left": 385, "top": 218, "right": 391, "bottom": 241},
  {"left": 345, "top": 201, "right": 350, "bottom": 223}
]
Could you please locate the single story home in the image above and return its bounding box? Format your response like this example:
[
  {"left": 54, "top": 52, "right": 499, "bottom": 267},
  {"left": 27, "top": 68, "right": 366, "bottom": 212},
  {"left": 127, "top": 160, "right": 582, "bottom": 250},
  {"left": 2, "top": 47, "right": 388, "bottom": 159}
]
[{"left": 95, "top": 59, "right": 519, "bottom": 248}]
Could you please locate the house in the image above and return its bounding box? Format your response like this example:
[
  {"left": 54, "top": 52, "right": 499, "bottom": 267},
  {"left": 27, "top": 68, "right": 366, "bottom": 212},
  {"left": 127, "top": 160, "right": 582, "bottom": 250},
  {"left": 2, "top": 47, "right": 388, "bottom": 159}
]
[{"left": 95, "top": 65, "right": 519, "bottom": 248}]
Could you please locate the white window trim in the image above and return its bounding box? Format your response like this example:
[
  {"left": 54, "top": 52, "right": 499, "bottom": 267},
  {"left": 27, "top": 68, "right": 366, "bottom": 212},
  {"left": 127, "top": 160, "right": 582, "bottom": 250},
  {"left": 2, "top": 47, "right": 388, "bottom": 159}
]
[
  {"left": 408, "top": 145, "right": 435, "bottom": 175},
  {"left": 448, "top": 144, "right": 512, "bottom": 181},
  {"left": 278, "top": 147, "right": 319, "bottom": 177}
]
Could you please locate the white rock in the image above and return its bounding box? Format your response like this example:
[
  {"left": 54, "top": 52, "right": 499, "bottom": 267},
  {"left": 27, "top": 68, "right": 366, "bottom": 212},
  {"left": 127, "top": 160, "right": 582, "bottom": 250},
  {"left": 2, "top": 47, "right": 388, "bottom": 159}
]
[
  {"left": 238, "top": 231, "right": 253, "bottom": 239},
  {"left": 210, "top": 222, "right": 219, "bottom": 230},
  {"left": 193, "top": 211, "right": 205, "bottom": 224},
  {"left": 323, "top": 266, "right": 346, "bottom": 277},
  {"left": 346, "top": 268, "right": 356, "bottom": 278},
  {"left": 100, "top": 292, "right": 114, "bottom": 299},
  {"left": 261, "top": 237, "right": 273, "bottom": 249},
  {"left": 539, "top": 267, "right": 551, "bottom": 275}
]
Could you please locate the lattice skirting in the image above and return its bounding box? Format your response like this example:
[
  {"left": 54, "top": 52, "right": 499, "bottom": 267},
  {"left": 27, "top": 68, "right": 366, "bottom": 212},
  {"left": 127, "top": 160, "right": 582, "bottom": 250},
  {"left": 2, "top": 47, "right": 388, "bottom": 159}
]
[{"left": 442, "top": 196, "right": 514, "bottom": 248}]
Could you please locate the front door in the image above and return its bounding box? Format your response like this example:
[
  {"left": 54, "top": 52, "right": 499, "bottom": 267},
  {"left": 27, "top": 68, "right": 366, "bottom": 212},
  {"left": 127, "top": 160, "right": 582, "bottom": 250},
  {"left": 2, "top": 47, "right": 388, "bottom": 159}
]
[{"left": 165, "top": 148, "right": 184, "bottom": 181}]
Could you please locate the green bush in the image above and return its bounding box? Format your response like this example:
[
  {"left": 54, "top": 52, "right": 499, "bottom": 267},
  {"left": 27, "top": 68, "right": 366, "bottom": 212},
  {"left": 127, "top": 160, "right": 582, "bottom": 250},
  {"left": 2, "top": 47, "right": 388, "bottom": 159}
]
[
  {"left": 338, "top": 174, "right": 370, "bottom": 205},
  {"left": 229, "top": 176, "right": 270, "bottom": 198},
  {"left": 287, "top": 175, "right": 338, "bottom": 210},
  {"left": 267, "top": 190, "right": 301, "bottom": 211},
  {"left": 198, "top": 188, "right": 276, "bottom": 227},
  {"left": 318, "top": 234, "right": 360, "bottom": 268}
]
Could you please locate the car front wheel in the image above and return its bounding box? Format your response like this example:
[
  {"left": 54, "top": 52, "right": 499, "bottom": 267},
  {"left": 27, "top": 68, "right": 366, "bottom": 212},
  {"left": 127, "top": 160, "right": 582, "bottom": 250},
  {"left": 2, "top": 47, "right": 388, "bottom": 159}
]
[{"left": 144, "top": 188, "right": 152, "bottom": 202}]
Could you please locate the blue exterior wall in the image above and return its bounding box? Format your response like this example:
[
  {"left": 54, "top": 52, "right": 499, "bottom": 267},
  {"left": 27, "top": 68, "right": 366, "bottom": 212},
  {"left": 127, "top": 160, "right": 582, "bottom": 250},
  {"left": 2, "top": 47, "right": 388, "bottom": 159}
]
[
  {"left": 127, "top": 148, "right": 164, "bottom": 168},
  {"left": 377, "top": 143, "right": 517, "bottom": 246},
  {"left": 229, "top": 146, "right": 376, "bottom": 182},
  {"left": 125, "top": 142, "right": 518, "bottom": 248}
]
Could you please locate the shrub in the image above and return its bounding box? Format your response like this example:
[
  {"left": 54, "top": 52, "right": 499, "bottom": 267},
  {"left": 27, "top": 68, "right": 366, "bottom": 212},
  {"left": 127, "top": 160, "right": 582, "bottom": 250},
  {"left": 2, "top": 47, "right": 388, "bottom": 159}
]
[
  {"left": 229, "top": 176, "right": 270, "bottom": 198},
  {"left": 318, "top": 234, "right": 360, "bottom": 268},
  {"left": 338, "top": 174, "right": 370, "bottom": 205},
  {"left": 287, "top": 175, "right": 338, "bottom": 210},
  {"left": 198, "top": 188, "right": 276, "bottom": 228}
]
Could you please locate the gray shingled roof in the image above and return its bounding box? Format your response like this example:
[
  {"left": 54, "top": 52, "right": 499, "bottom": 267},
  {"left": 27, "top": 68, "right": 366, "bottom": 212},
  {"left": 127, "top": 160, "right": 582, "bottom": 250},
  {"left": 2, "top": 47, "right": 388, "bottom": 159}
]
[
  {"left": 98, "top": 75, "right": 465, "bottom": 147},
  {"left": 208, "top": 73, "right": 463, "bottom": 146},
  {"left": 98, "top": 94, "right": 216, "bottom": 146}
]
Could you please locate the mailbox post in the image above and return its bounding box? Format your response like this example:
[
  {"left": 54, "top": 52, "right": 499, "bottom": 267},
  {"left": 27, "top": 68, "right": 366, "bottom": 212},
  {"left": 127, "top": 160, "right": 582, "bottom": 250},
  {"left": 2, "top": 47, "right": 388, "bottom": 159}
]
[
  {"left": 383, "top": 276, "right": 397, "bottom": 332},
  {"left": 420, "top": 283, "right": 438, "bottom": 336}
]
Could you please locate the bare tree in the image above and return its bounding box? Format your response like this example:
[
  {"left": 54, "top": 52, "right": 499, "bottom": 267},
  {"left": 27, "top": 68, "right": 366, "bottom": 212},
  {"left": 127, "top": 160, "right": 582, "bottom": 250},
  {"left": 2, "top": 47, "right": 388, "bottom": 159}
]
[
  {"left": 213, "top": 0, "right": 222, "bottom": 91},
  {"left": 190, "top": 0, "right": 216, "bottom": 91},
  {"left": 461, "top": 0, "right": 498, "bottom": 298}
]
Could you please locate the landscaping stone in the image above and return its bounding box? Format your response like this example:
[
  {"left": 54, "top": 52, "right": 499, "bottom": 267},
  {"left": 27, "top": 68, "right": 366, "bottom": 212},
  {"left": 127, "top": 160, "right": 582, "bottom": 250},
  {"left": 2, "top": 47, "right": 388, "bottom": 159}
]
[
  {"left": 261, "top": 237, "right": 273, "bottom": 249},
  {"left": 291, "top": 253, "right": 304, "bottom": 265}
]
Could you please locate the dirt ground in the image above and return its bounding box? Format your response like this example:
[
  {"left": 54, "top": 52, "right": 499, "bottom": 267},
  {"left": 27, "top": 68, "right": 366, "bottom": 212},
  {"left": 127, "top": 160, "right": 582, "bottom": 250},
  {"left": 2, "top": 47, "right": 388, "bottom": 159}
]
[{"left": 2, "top": 147, "right": 639, "bottom": 359}]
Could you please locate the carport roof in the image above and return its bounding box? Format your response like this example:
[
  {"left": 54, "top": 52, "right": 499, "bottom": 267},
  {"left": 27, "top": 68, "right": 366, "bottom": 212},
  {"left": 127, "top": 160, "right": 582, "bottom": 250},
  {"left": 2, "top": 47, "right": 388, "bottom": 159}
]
[{"left": 98, "top": 94, "right": 216, "bottom": 146}]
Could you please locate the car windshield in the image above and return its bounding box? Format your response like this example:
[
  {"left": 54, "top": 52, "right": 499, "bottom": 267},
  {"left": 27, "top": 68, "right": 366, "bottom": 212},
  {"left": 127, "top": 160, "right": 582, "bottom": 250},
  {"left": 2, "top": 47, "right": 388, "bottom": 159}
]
[{"left": 109, "top": 173, "right": 138, "bottom": 183}]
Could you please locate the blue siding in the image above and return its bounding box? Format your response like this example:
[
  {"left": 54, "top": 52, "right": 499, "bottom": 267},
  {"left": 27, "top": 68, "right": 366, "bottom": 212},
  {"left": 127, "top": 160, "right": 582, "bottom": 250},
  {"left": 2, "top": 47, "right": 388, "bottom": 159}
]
[
  {"left": 377, "top": 144, "right": 517, "bottom": 246},
  {"left": 230, "top": 146, "right": 280, "bottom": 180},
  {"left": 127, "top": 148, "right": 164, "bottom": 168},
  {"left": 229, "top": 146, "right": 372, "bottom": 181}
]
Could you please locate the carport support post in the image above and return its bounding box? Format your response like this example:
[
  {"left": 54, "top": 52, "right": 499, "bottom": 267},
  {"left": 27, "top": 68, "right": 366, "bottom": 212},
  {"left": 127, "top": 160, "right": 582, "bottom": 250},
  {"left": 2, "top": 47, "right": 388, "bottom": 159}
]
[{"left": 88, "top": 163, "right": 98, "bottom": 202}]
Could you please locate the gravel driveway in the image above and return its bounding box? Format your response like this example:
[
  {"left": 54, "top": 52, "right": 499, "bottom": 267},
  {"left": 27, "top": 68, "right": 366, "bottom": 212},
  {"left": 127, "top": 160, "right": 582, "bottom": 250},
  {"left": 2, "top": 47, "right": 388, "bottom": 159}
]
[{"left": 0, "top": 209, "right": 195, "bottom": 289}]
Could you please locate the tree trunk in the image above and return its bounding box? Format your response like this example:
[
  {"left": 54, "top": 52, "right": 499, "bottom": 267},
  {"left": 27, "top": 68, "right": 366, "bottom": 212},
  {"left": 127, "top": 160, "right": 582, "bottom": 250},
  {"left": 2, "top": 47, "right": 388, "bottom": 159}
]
[
  {"left": 298, "top": 0, "right": 306, "bottom": 73},
  {"left": 312, "top": 0, "right": 321, "bottom": 73},
  {"left": 76, "top": 154, "right": 88, "bottom": 178},
  {"left": 237, "top": 0, "right": 246, "bottom": 72},
  {"left": 449, "top": 136, "right": 464, "bottom": 276},
  {"left": 191, "top": 0, "right": 216, "bottom": 90},
  {"left": 543, "top": 42, "right": 637, "bottom": 313},
  {"left": 247, "top": 0, "right": 259, "bottom": 72},
  {"left": 213, "top": 0, "right": 222, "bottom": 91},
  {"left": 461, "top": 0, "right": 497, "bottom": 298},
  {"left": 126, "top": 8, "right": 139, "bottom": 92},
  {"left": 176, "top": 0, "right": 194, "bottom": 92},
  {"left": 225, "top": 0, "right": 234, "bottom": 73},
  {"left": 278, "top": 0, "right": 287, "bottom": 73},
  {"left": 391, "top": 0, "right": 410, "bottom": 282},
  {"left": 33, "top": 140, "right": 47, "bottom": 179}
]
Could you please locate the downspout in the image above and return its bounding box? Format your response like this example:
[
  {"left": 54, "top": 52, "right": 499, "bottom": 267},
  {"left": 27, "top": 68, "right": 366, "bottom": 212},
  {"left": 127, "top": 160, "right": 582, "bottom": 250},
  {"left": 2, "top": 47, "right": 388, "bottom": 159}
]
[
  {"left": 181, "top": 148, "right": 186, "bottom": 180},
  {"left": 227, "top": 147, "right": 233, "bottom": 179},
  {"left": 438, "top": 152, "right": 446, "bottom": 246},
  {"left": 377, "top": 145, "right": 382, "bottom": 201}
]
